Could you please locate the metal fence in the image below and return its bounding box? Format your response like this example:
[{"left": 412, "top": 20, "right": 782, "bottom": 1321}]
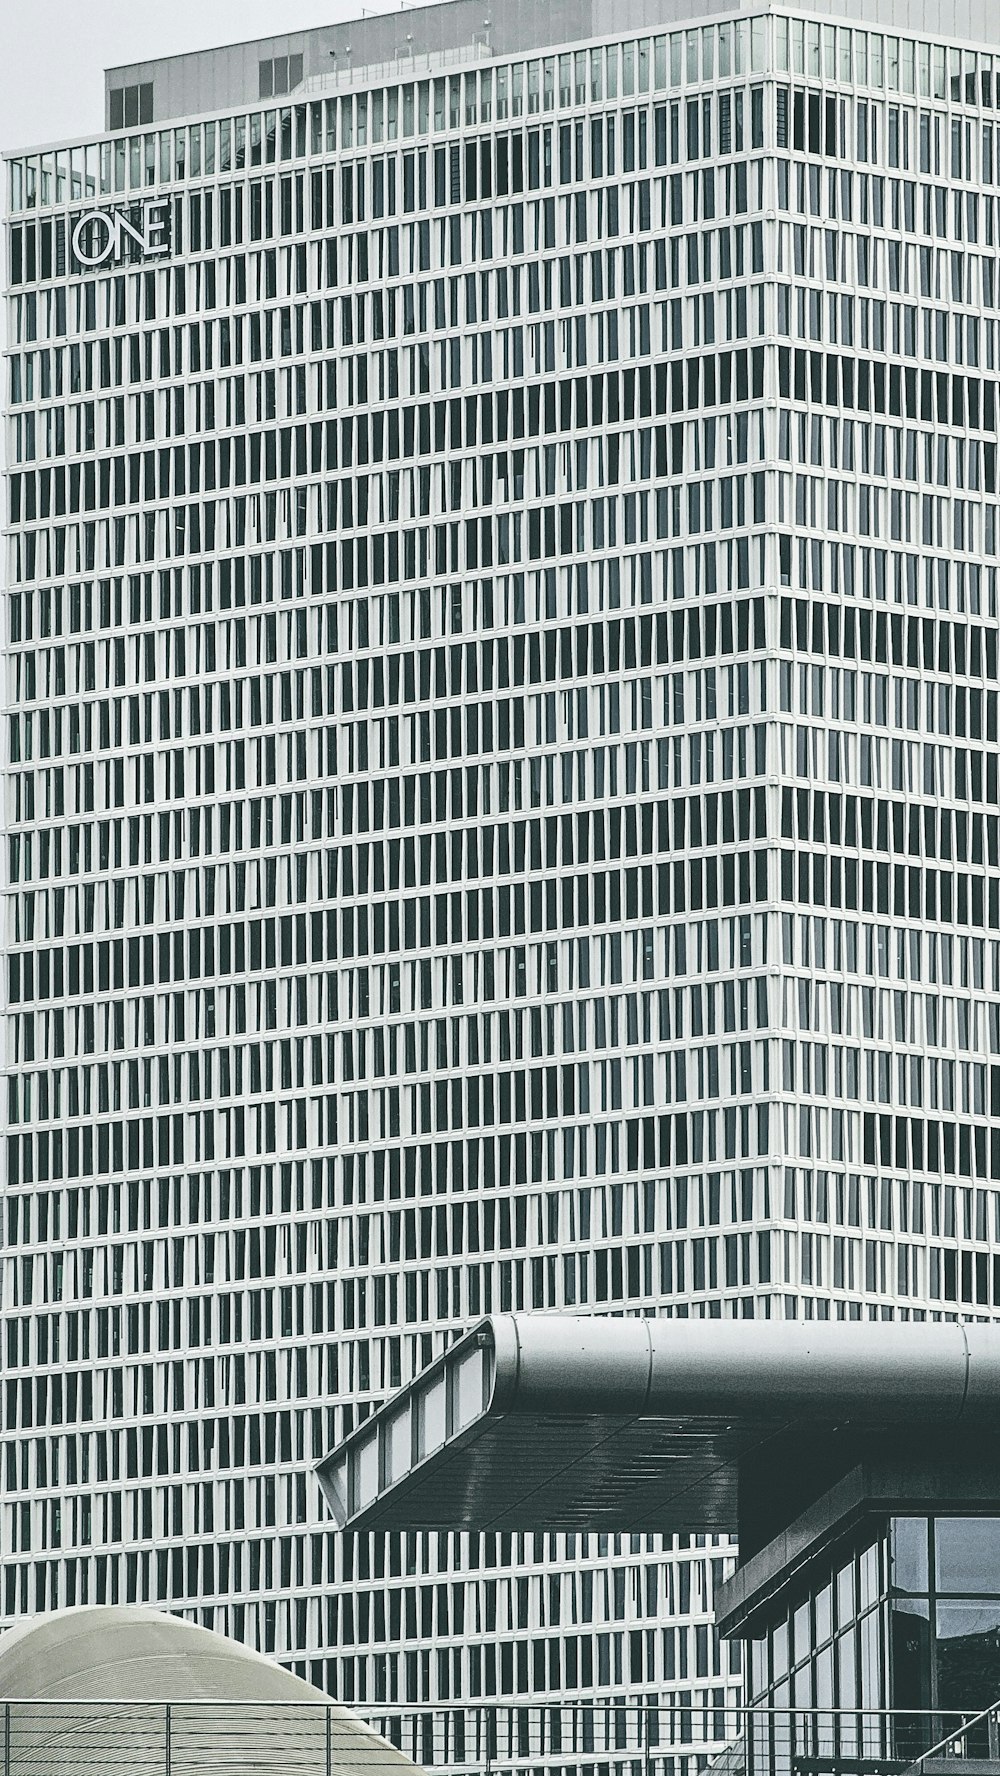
[
  {"left": 363, "top": 1703, "right": 1000, "bottom": 1776},
  {"left": 0, "top": 1701, "right": 996, "bottom": 1776}
]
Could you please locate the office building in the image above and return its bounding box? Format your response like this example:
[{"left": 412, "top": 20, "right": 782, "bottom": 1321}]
[{"left": 5, "top": 0, "right": 1000, "bottom": 1765}]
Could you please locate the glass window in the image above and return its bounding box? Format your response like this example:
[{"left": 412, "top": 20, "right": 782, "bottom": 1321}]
[
  {"left": 823, "top": 24, "right": 836, "bottom": 79},
  {"left": 792, "top": 1596, "right": 810, "bottom": 1664},
  {"left": 815, "top": 1579, "right": 833, "bottom": 1646},
  {"left": 589, "top": 49, "right": 602, "bottom": 102},
  {"left": 622, "top": 39, "right": 636, "bottom": 96},
  {"left": 701, "top": 27, "right": 714, "bottom": 80},
  {"left": 775, "top": 17, "right": 789, "bottom": 72},
  {"left": 892, "top": 1517, "right": 930, "bottom": 1594},
  {"left": 558, "top": 54, "right": 571, "bottom": 105},
  {"left": 918, "top": 40, "right": 930, "bottom": 96},
  {"left": 750, "top": 1635, "right": 767, "bottom": 1701},
  {"left": 836, "top": 1556, "right": 855, "bottom": 1628},
  {"left": 859, "top": 1606, "right": 883, "bottom": 1706},
  {"left": 936, "top": 1602, "right": 1000, "bottom": 1711},
  {"left": 891, "top": 1599, "right": 931, "bottom": 1711},
  {"left": 856, "top": 32, "right": 868, "bottom": 85},
  {"left": 936, "top": 1519, "right": 1000, "bottom": 1594},
  {"left": 815, "top": 1640, "right": 834, "bottom": 1708},
  {"left": 860, "top": 1539, "right": 881, "bottom": 1610},
  {"left": 836, "top": 1630, "right": 857, "bottom": 1710}
]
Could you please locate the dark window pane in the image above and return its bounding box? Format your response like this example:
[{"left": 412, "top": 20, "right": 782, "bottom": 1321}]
[
  {"left": 258, "top": 58, "right": 273, "bottom": 98},
  {"left": 110, "top": 86, "right": 124, "bottom": 131},
  {"left": 891, "top": 1600, "right": 931, "bottom": 1710},
  {"left": 936, "top": 1519, "right": 1000, "bottom": 1594},
  {"left": 936, "top": 1603, "right": 1000, "bottom": 1712},
  {"left": 139, "top": 83, "right": 153, "bottom": 124},
  {"left": 289, "top": 53, "right": 303, "bottom": 87},
  {"left": 124, "top": 84, "right": 139, "bottom": 126}
]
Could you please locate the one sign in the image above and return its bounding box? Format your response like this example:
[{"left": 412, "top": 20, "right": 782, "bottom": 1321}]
[{"left": 71, "top": 202, "right": 171, "bottom": 269}]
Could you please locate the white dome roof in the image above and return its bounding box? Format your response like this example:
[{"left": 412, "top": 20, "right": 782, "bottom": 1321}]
[
  {"left": 0, "top": 1604, "right": 327, "bottom": 1702},
  {"left": 0, "top": 1607, "right": 418, "bottom": 1775}
]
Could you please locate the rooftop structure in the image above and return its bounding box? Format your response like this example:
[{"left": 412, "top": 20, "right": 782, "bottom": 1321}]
[
  {"left": 317, "top": 1314, "right": 1000, "bottom": 1543},
  {"left": 101, "top": 0, "right": 1000, "bottom": 140}
]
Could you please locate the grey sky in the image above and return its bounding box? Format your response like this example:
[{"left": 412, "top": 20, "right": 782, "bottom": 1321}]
[{"left": 2, "top": 0, "right": 404, "bottom": 153}]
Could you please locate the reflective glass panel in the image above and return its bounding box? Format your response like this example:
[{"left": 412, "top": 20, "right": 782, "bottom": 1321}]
[
  {"left": 936, "top": 1519, "right": 1000, "bottom": 1594},
  {"left": 892, "top": 1516, "right": 930, "bottom": 1594}
]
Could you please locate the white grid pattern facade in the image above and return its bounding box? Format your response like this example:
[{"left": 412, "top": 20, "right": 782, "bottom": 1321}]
[{"left": 4, "top": 5, "right": 1000, "bottom": 1769}]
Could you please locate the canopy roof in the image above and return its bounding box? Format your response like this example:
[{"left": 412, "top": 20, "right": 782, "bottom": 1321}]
[{"left": 317, "top": 1315, "right": 1000, "bottom": 1535}]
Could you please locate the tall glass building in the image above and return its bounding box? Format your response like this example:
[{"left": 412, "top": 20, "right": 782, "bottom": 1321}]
[{"left": 4, "top": 0, "right": 1000, "bottom": 1766}]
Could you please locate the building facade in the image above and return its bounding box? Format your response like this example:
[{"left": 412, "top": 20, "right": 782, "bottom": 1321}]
[{"left": 5, "top": 0, "right": 1000, "bottom": 1765}]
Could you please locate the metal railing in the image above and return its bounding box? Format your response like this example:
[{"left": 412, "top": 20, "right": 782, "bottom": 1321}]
[
  {"left": 2, "top": 1701, "right": 997, "bottom": 1776},
  {"left": 1, "top": 1700, "right": 377, "bottom": 1774},
  {"left": 301, "top": 41, "right": 493, "bottom": 96},
  {"left": 360, "top": 1704, "right": 1000, "bottom": 1775},
  {"left": 904, "top": 1698, "right": 1000, "bottom": 1772}
]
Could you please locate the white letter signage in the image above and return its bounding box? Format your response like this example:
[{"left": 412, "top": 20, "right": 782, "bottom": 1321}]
[{"left": 71, "top": 203, "right": 171, "bottom": 269}]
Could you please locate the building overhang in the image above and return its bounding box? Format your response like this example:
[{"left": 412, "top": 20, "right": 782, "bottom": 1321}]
[
  {"left": 316, "top": 1314, "right": 1000, "bottom": 1537},
  {"left": 717, "top": 1450, "right": 1000, "bottom": 1639}
]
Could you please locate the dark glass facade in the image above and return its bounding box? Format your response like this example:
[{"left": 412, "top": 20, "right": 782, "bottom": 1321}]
[{"left": 745, "top": 1515, "right": 1000, "bottom": 1774}]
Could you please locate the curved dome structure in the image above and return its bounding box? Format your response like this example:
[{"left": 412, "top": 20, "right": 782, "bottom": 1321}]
[{"left": 0, "top": 1606, "right": 418, "bottom": 1775}]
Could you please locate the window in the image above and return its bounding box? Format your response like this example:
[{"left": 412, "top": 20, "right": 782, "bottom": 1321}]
[
  {"left": 258, "top": 55, "right": 304, "bottom": 98},
  {"left": 109, "top": 84, "right": 153, "bottom": 130}
]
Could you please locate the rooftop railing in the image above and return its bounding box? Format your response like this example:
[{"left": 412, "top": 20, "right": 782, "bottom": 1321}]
[
  {"left": 360, "top": 1704, "right": 1000, "bottom": 1776},
  {"left": 2, "top": 1700, "right": 999, "bottom": 1776},
  {"left": 300, "top": 40, "right": 493, "bottom": 96}
]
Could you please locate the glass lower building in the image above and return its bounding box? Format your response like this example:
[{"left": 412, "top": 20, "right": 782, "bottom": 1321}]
[
  {"left": 5, "top": 0, "right": 1000, "bottom": 1767},
  {"left": 745, "top": 1521, "right": 1000, "bottom": 1726}
]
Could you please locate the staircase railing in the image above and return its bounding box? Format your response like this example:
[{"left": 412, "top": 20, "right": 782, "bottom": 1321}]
[{"left": 903, "top": 1699, "right": 1000, "bottom": 1773}]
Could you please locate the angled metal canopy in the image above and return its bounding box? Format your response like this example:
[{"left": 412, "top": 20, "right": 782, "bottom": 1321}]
[{"left": 316, "top": 1314, "right": 1000, "bottom": 1535}]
